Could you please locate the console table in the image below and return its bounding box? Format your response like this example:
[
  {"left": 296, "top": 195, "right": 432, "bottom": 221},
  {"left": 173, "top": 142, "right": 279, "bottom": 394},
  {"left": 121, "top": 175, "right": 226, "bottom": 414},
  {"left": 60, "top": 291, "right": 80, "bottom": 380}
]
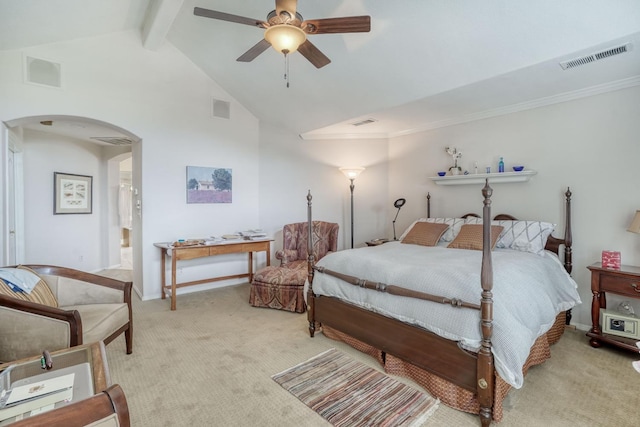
[{"left": 154, "top": 239, "right": 273, "bottom": 310}]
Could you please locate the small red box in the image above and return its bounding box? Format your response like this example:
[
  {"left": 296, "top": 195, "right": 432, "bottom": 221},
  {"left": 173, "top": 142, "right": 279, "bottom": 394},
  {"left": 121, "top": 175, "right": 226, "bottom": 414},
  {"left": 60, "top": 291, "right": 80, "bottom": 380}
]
[{"left": 601, "top": 250, "right": 621, "bottom": 269}]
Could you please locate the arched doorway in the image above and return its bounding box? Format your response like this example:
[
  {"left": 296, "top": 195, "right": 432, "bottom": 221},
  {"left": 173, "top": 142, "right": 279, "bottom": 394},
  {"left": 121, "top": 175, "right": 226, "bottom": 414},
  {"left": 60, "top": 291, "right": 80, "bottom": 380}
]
[{"left": 3, "top": 115, "right": 140, "bottom": 282}]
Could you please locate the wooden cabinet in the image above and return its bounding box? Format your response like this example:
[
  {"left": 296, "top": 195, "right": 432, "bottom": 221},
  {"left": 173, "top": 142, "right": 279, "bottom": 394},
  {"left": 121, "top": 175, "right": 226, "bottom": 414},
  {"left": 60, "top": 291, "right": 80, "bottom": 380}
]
[{"left": 586, "top": 262, "right": 640, "bottom": 352}]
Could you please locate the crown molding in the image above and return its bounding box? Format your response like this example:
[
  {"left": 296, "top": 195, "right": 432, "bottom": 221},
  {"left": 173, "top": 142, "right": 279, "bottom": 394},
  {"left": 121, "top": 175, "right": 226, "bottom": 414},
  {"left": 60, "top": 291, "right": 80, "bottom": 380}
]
[{"left": 299, "top": 75, "right": 640, "bottom": 141}]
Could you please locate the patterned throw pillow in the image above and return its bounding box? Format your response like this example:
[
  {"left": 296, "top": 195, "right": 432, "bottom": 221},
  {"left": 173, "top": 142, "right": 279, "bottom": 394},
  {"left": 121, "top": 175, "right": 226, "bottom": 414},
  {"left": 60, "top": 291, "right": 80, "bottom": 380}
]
[
  {"left": 0, "top": 266, "right": 58, "bottom": 307},
  {"left": 447, "top": 224, "right": 504, "bottom": 251},
  {"left": 401, "top": 222, "right": 450, "bottom": 247},
  {"left": 399, "top": 218, "right": 465, "bottom": 242},
  {"left": 464, "top": 218, "right": 556, "bottom": 255}
]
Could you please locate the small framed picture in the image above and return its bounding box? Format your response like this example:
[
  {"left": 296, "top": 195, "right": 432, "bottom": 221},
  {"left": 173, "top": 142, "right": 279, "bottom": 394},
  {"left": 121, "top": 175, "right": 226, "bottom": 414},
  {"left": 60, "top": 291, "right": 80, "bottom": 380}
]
[{"left": 54, "top": 172, "right": 93, "bottom": 214}]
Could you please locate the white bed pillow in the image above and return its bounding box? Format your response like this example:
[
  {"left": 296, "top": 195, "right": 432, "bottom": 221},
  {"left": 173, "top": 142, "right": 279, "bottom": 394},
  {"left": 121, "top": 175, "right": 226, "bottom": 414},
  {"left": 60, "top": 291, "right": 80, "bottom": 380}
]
[
  {"left": 399, "top": 218, "right": 464, "bottom": 242},
  {"left": 464, "top": 218, "right": 556, "bottom": 255}
]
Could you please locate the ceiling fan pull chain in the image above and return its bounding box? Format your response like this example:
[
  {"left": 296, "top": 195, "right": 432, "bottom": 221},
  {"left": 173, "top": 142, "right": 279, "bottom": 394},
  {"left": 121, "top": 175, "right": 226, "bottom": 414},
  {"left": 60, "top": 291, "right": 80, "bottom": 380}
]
[{"left": 284, "top": 52, "right": 290, "bottom": 88}]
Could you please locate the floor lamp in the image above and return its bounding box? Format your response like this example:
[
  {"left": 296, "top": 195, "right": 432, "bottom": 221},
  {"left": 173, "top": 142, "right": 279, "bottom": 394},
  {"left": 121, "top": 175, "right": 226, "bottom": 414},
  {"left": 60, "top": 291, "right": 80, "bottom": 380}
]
[{"left": 339, "top": 167, "right": 365, "bottom": 249}]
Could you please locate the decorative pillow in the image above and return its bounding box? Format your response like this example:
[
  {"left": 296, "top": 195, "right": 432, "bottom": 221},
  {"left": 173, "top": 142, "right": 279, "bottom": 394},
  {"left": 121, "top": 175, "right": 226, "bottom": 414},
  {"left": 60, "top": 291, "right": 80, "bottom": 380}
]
[
  {"left": 401, "top": 222, "right": 450, "bottom": 247},
  {"left": 447, "top": 224, "right": 504, "bottom": 251},
  {"left": 464, "top": 218, "right": 556, "bottom": 255},
  {"left": 0, "top": 266, "right": 58, "bottom": 307},
  {"left": 399, "top": 218, "right": 464, "bottom": 242}
]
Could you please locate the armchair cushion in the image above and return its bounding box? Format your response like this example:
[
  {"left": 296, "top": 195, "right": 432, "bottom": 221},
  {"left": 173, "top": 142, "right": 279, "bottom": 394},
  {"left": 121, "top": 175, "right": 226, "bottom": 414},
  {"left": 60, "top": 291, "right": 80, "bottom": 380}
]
[
  {"left": 0, "top": 266, "right": 58, "bottom": 307},
  {"left": 64, "top": 303, "right": 130, "bottom": 346}
]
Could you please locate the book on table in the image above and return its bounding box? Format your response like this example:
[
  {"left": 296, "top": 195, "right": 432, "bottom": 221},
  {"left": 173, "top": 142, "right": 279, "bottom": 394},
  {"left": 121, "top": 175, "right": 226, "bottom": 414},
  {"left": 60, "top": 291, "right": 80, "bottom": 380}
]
[{"left": 0, "top": 373, "right": 74, "bottom": 421}]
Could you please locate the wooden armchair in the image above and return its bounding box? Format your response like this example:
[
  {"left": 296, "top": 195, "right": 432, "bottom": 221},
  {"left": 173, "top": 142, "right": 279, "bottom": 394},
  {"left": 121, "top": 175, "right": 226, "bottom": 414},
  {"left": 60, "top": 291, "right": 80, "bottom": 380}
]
[
  {"left": 0, "top": 265, "right": 132, "bottom": 362},
  {"left": 10, "top": 384, "right": 130, "bottom": 427},
  {"left": 249, "top": 221, "right": 339, "bottom": 313}
]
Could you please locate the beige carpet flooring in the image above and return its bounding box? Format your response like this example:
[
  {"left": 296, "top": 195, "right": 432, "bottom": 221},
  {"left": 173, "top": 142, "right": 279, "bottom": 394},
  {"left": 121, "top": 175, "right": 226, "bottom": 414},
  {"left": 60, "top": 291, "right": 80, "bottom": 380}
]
[{"left": 102, "top": 278, "right": 638, "bottom": 427}]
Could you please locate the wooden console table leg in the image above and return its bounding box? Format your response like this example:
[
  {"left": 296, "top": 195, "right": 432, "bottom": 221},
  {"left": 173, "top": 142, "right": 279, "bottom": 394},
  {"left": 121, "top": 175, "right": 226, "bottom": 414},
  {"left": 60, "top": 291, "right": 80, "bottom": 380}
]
[
  {"left": 171, "top": 251, "right": 177, "bottom": 311},
  {"left": 248, "top": 252, "right": 254, "bottom": 282}
]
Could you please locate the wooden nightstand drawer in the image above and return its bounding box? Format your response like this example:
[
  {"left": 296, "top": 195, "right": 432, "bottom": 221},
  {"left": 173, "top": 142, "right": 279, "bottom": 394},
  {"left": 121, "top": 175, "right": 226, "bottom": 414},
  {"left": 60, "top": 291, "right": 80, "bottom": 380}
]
[{"left": 600, "top": 274, "right": 640, "bottom": 297}]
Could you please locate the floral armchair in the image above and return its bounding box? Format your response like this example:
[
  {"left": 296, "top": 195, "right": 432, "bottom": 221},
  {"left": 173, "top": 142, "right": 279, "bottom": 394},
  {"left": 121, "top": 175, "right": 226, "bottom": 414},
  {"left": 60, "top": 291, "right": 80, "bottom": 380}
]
[
  {"left": 250, "top": 221, "right": 339, "bottom": 313},
  {"left": 276, "top": 221, "right": 340, "bottom": 269}
]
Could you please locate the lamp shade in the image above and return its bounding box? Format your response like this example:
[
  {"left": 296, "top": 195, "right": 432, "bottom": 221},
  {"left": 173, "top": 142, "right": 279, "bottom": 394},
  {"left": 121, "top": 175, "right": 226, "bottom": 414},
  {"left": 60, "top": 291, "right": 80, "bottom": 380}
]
[
  {"left": 339, "top": 167, "right": 365, "bottom": 180},
  {"left": 264, "top": 25, "right": 306, "bottom": 54},
  {"left": 628, "top": 210, "right": 640, "bottom": 234}
]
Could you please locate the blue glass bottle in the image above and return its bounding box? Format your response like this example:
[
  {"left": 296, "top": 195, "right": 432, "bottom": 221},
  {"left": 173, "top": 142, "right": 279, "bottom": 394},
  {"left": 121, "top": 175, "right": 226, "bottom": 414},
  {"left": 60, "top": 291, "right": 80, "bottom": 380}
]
[{"left": 498, "top": 157, "right": 504, "bottom": 173}]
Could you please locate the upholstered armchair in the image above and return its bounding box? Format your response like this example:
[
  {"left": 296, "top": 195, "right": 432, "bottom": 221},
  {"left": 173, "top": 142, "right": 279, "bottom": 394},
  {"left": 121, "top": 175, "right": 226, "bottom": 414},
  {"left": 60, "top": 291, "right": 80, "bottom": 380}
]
[
  {"left": 0, "top": 265, "right": 133, "bottom": 362},
  {"left": 250, "top": 221, "right": 339, "bottom": 313}
]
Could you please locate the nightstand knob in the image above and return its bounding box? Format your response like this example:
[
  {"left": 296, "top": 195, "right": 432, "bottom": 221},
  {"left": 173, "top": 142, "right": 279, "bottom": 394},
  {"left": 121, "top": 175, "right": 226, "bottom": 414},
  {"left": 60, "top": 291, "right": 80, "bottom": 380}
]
[{"left": 632, "top": 283, "right": 640, "bottom": 293}]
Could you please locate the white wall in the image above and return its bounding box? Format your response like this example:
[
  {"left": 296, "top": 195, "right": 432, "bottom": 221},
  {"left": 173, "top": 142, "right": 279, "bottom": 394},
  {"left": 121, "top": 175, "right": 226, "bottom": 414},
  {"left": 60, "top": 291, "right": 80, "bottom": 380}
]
[
  {"left": 258, "top": 122, "right": 390, "bottom": 258},
  {"left": 389, "top": 85, "right": 640, "bottom": 329},
  {"left": 0, "top": 30, "right": 260, "bottom": 299},
  {"left": 22, "top": 130, "right": 105, "bottom": 267}
]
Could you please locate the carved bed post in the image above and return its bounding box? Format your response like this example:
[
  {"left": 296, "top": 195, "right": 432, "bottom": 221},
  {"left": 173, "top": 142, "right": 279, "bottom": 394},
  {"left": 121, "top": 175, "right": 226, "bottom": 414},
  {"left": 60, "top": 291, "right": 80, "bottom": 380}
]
[
  {"left": 564, "top": 187, "right": 573, "bottom": 324},
  {"left": 306, "top": 190, "right": 317, "bottom": 337},
  {"left": 478, "top": 180, "right": 494, "bottom": 426},
  {"left": 563, "top": 187, "right": 573, "bottom": 275},
  {"left": 426, "top": 192, "right": 431, "bottom": 218}
]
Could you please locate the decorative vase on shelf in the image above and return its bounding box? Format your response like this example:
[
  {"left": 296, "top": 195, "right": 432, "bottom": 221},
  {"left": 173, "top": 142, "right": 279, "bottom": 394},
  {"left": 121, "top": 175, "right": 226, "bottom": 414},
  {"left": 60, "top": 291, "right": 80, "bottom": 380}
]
[{"left": 450, "top": 167, "right": 460, "bottom": 176}]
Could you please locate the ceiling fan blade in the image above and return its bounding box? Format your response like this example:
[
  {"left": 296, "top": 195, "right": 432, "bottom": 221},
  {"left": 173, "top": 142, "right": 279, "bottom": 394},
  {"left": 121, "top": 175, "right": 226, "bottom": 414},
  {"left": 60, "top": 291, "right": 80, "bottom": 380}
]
[
  {"left": 237, "top": 39, "right": 272, "bottom": 62},
  {"left": 275, "top": 0, "right": 297, "bottom": 17},
  {"left": 194, "top": 7, "right": 266, "bottom": 28},
  {"left": 297, "top": 40, "right": 331, "bottom": 68},
  {"left": 303, "top": 16, "right": 371, "bottom": 34}
]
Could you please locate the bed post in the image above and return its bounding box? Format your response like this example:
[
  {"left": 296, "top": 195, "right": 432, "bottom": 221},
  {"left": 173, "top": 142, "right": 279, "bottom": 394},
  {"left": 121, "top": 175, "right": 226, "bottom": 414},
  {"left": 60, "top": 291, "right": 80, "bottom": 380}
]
[
  {"left": 563, "top": 187, "right": 573, "bottom": 325},
  {"left": 478, "top": 180, "right": 494, "bottom": 427},
  {"left": 306, "top": 190, "right": 317, "bottom": 337},
  {"left": 563, "top": 187, "right": 572, "bottom": 275},
  {"left": 426, "top": 192, "right": 431, "bottom": 218}
]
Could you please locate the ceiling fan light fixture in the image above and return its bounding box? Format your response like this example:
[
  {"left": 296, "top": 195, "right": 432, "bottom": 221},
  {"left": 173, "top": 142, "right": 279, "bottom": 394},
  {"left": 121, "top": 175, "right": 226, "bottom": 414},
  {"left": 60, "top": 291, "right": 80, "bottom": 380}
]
[{"left": 265, "top": 24, "right": 306, "bottom": 54}]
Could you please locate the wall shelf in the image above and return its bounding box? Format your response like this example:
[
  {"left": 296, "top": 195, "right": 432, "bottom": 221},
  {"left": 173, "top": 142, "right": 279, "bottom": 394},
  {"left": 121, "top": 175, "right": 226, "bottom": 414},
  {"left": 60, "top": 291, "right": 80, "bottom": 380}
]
[{"left": 430, "top": 170, "right": 537, "bottom": 186}]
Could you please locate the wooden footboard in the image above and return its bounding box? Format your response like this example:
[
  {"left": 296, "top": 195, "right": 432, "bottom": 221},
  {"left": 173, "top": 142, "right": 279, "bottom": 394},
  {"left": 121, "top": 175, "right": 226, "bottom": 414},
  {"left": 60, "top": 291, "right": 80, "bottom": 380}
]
[{"left": 314, "top": 294, "right": 479, "bottom": 391}]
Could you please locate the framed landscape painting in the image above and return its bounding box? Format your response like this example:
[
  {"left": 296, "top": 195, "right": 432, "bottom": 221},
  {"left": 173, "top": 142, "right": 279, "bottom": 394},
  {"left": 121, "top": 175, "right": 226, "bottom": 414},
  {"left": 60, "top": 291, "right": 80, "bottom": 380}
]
[
  {"left": 186, "top": 166, "right": 232, "bottom": 204},
  {"left": 54, "top": 172, "right": 93, "bottom": 214}
]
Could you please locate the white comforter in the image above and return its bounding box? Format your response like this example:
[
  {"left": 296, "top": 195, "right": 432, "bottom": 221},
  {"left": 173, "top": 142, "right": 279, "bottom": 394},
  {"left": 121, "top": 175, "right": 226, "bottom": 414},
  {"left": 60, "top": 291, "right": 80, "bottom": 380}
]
[{"left": 309, "top": 241, "right": 581, "bottom": 388}]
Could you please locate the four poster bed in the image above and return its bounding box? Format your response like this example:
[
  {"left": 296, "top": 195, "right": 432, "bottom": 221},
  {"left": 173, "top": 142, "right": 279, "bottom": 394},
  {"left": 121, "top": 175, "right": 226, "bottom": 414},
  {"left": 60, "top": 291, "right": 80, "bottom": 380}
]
[{"left": 304, "top": 182, "right": 580, "bottom": 426}]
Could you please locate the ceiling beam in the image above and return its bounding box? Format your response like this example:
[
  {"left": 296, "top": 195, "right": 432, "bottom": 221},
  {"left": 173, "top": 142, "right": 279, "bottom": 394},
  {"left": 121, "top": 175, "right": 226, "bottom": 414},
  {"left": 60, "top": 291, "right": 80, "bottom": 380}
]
[{"left": 142, "top": 0, "right": 184, "bottom": 51}]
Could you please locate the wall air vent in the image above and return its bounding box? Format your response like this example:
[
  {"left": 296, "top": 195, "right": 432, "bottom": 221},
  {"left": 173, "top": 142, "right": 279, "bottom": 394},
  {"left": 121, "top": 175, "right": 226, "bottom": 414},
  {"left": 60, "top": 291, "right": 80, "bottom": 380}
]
[
  {"left": 212, "top": 98, "right": 231, "bottom": 119},
  {"left": 560, "top": 43, "right": 631, "bottom": 70},
  {"left": 25, "top": 56, "right": 62, "bottom": 88},
  {"left": 351, "top": 118, "right": 377, "bottom": 127},
  {"left": 90, "top": 137, "right": 133, "bottom": 146}
]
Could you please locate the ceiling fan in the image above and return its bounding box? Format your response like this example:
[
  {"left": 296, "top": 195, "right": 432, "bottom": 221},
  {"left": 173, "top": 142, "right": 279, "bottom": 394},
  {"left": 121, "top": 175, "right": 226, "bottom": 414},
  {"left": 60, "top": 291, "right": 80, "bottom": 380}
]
[{"left": 194, "top": 0, "right": 371, "bottom": 69}]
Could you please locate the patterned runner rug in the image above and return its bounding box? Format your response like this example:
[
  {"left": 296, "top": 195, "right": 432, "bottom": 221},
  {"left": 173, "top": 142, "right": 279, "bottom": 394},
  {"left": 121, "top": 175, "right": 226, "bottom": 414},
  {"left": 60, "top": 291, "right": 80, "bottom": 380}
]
[{"left": 272, "top": 348, "right": 438, "bottom": 427}]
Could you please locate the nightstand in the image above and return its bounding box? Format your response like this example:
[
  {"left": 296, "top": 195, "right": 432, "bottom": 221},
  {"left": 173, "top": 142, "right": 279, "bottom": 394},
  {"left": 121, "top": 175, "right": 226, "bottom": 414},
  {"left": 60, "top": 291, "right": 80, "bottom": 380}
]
[{"left": 586, "top": 262, "right": 640, "bottom": 353}]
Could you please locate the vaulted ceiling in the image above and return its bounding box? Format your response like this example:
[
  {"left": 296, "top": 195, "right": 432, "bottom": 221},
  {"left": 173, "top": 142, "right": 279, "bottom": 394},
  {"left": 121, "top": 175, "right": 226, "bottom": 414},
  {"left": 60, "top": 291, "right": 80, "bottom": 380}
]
[{"left": 2, "top": 0, "right": 640, "bottom": 140}]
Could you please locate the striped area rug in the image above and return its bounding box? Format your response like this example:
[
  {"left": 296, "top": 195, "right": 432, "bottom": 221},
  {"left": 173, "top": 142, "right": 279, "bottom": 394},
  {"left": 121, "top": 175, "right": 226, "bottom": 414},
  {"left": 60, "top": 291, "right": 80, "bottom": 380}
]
[{"left": 272, "top": 348, "right": 438, "bottom": 427}]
